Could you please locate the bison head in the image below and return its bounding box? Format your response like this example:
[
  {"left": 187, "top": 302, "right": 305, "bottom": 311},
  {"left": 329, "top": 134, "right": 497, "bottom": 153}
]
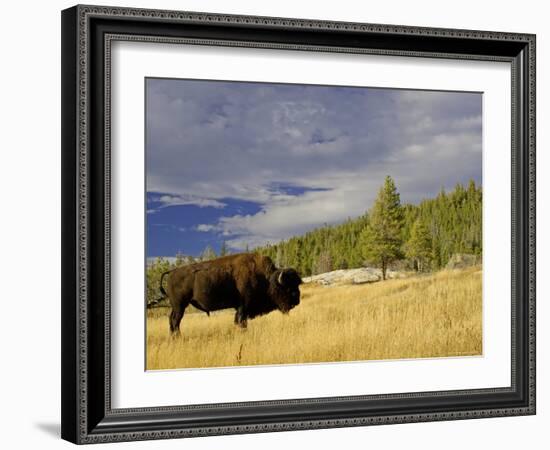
[{"left": 268, "top": 268, "right": 302, "bottom": 313}]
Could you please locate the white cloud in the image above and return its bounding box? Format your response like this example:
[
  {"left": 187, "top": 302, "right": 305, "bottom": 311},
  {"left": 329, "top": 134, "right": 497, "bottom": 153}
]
[
  {"left": 150, "top": 194, "right": 226, "bottom": 211},
  {"left": 195, "top": 224, "right": 218, "bottom": 232},
  {"left": 146, "top": 80, "right": 482, "bottom": 250}
]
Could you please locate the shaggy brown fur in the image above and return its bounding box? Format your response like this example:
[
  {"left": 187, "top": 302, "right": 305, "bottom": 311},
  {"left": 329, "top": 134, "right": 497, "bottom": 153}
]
[{"left": 161, "top": 253, "right": 302, "bottom": 335}]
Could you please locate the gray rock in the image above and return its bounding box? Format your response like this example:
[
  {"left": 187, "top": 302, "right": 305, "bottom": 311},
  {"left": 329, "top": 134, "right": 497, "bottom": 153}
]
[
  {"left": 445, "top": 253, "right": 481, "bottom": 270},
  {"left": 303, "top": 267, "right": 403, "bottom": 286}
]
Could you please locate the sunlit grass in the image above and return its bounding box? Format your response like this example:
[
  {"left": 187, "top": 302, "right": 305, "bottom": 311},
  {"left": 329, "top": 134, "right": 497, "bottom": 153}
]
[{"left": 146, "top": 266, "right": 482, "bottom": 370}]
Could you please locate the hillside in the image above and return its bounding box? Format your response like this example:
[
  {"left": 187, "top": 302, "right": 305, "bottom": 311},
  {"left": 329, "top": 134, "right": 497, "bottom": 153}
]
[
  {"left": 256, "top": 180, "right": 482, "bottom": 276},
  {"left": 145, "top": 179, "right": 482, "bottom": 306},
  {"left": 146, "top": 266, "right": 482, "bottom": 369}
]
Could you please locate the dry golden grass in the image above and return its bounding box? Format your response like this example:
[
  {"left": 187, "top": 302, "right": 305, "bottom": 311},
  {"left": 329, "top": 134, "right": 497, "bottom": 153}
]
[{"left": 146, "top": 267, "right": 482, "bottom": 370}]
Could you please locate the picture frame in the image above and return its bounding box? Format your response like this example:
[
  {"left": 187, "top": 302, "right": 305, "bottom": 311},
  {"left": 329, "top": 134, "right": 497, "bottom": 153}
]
[{"left": 61, "top": 4, "right": 536, "bottom": 444}]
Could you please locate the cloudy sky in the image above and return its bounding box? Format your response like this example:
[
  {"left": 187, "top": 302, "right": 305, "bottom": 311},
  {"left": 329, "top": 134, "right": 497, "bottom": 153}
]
[{"left": 146, "top": 78, "right": 482, "bottom": 257}]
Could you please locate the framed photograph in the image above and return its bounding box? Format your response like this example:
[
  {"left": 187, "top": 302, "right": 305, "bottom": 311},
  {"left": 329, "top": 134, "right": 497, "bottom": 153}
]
[{"left": 61, "top": 4, "right": 536, "bottom": 444}]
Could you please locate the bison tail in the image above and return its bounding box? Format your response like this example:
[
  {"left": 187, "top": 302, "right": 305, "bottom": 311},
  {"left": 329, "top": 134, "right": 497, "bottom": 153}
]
[{"left": 159, "top": 269, "right": 173, "bottom": 297}]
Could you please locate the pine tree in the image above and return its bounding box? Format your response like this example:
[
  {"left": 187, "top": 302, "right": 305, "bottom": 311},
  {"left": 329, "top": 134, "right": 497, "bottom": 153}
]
[
  {"left": 275, "top": 245, "right": 283, "bottom": 267},
  {"left": 175, "top": 251, "right": 185, "bottom": 266},
  {"left": 146, "top": 257, "right": 172, "bottom": 307},
  {"left": 219, "top": 241, "right": 228, "bottom": 257},
  {"left": 315, "top": 249, "right": 333, "bottom": 274},
  {"left": 405, "top": 219, "right": 433, "bottom": 272},
  {"left": 359, "top": 176, "right": 404, "bottom": 280},
  {"left": 201, "top": 245, "right": 217, "bottom": 261}
]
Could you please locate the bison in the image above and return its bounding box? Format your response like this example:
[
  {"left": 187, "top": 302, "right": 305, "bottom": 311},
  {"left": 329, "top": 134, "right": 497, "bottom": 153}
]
[{"left": 158, "top": 253, "right": 302, "bottom": 335}]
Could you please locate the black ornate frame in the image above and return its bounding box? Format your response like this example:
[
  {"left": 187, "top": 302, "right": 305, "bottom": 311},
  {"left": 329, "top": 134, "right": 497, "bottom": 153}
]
[{"left": 61, "top": 4, "right": 536, "bottom": 444}]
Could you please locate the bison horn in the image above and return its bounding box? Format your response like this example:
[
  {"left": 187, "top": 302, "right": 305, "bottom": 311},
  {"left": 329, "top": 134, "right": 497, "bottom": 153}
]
[{"left": 278, "top": 270, "right": 285, "bottom": 285}]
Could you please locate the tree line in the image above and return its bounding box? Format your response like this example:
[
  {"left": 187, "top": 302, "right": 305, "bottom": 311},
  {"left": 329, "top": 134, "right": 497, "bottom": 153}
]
[{"left": 256, "top": 176, "right": 482, "bottom": 278}]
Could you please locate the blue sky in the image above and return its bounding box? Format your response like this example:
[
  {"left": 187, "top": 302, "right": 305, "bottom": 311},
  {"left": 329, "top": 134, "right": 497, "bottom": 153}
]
[{"left": 146, "top": 78, "right": 482, "bottom": 258}]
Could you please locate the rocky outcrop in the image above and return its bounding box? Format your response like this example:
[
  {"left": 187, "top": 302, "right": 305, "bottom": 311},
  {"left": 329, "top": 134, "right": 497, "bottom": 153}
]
[
  {"left": 445, "top": 253, "right": 481, "bottom": 270},
  {"left": 302, "top": 267, "right": 405, "bottom": 286}
]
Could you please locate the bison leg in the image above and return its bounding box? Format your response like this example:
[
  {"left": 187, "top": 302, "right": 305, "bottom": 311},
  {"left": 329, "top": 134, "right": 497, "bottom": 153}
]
[
  {"left": 169, "top": 305, "right": 185, "bottom": 337},
  {"left": 234, "top": 305, "right": 248, "bottom": 329}
]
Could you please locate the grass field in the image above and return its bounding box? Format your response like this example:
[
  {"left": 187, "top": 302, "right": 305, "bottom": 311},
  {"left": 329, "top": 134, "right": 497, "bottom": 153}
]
[{"left": 146, "top": 266, "right": 482, "bottom": 370}]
